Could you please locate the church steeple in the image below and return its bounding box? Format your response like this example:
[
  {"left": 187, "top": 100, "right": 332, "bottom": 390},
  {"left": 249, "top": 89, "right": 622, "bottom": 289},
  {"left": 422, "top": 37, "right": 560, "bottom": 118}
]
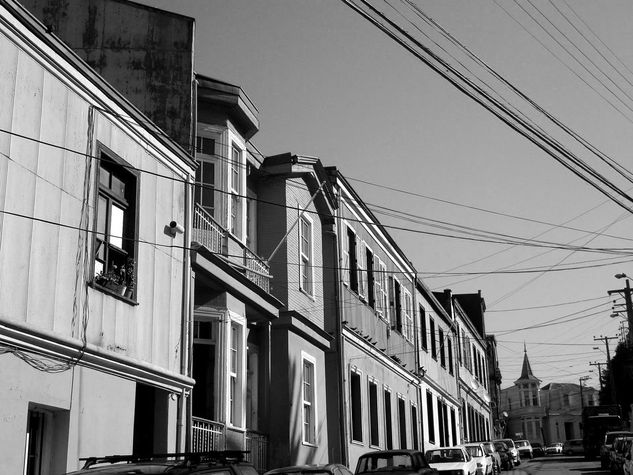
[{"left": 515, "top": 344, "right": 541, "bottom": 384}]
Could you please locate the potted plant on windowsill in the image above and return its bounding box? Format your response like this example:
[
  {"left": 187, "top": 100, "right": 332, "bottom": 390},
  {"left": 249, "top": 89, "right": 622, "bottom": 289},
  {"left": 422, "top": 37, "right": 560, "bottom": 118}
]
[{"left": 95, "top": 258, "right": 135, "bottom": 298}]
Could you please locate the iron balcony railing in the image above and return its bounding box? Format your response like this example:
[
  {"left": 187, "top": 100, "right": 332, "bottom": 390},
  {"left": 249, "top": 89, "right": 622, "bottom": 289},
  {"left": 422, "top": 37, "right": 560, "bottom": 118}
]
[
  {"left": 191, "top": 417, "right": 268, "bottom": 473},
  {"left": 193, "top": 205, "right": 271, "bottom": 293}
]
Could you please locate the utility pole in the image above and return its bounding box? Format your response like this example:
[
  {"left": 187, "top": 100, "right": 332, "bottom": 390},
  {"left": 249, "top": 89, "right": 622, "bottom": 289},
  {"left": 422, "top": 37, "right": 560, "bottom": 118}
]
[
  {"left": 579, "top": 375, "right": 590, "bottom": 408},
  {"left": 610, "top": 274, "right": 633, "bottom": 346},
  {"left": 593, "top": 335, "right": 618, "bottom": 403},
  {"left": 589, "top": 361, "right": 605, "bottom": 391}
]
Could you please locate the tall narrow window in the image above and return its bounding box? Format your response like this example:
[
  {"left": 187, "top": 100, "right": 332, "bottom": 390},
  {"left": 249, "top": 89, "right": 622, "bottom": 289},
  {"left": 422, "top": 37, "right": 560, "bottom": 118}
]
[
  {"left": 94, "top": 153, "right": 137, "bottom": 298},
  {"left": 228, "top": 322, "right": 242, "bottom": 427},
  {"left": 426, "top": 391, "right": 435, "bottom": 444},
  {"left": 299, "top": 215, "right": 313, "bottom": 296},
  {"left": 384, "top": 389, "right": 393, "bottom": 449},
  {"left": 398, "top": 396, "right": 407, "bottom": 449},
  {"left": 437, "top": 401, "right": 445, "bottom": 446},
  {"left": 379, "top": 261, "right": 389, "bottom": 321},
  {"left": 366, "top": 247, "right": 375, "bottom": 308},
  {"left": 195, "top": 136, "right": 216, "bottom": 218},
  {"left": 369, "top": 380, "right": 379, "bottom": 446},
  {"left": 450, "top": 408, "right": 457, "bottom": 447},
  {"left": 403, "top": 289, "right": 413, "bottom": 342},
  {"left": 420, "top": 306, "right": 427, "bottom": 351},
  {"left": 430, "top": 318, "right": 437, "bottom": 360},
  {"left": 447, "top": 336, "right": 454, "bottom": 375},
  {"left": 229, "top": 144, "right": 243, "bottom": 239},
  {"left": 351, "top": 370, "right": 363, "bottom": 442},
  {"left": 391, "top": 278, "right": 402, "bottom": 333},
  {"left": 347, "top": 227, "right": 358, "bottom": 292},
  {"left": 411, "top": 404, "right": 419, "bottom": 450},
  {"left": 358, "top": 241, "right": 367, "bottom": 298},
  {"left": 302, "top": 356, "right": 316, "bottom": 444},
  {"left": 439, "top": 328, "right": 446, "bottom": 367}
]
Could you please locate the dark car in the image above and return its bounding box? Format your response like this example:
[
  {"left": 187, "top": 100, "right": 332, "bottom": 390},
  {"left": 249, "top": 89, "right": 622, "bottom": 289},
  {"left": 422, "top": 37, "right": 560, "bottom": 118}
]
[
  {"left": 493, "top": 441, "right": 513, "bottom": 471},
  {"left": 531, "top": 442, "right": 545, "bottom": 458},
  {"left": 266, "top": 465, "right": 353, "bottom": 475},
  {"left": 563, "top": 439, "right": 584, "bottom": 456},
  {"left": 602, "top": 432, "right": 633, "bottom": 469},
  {"left": 610, "top": 437, "right": 633, "bottom": 475},
  {"left": 355, "top": 449, "right": 437, "bottom": 475},
  {"left": 64, "top": 450, "right": 257, "bottom": 474}
]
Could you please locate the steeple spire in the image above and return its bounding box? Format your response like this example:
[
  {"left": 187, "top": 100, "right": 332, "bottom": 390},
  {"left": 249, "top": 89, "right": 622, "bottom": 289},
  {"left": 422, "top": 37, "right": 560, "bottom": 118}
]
[{"left": 515, "top": 344, "right": 540, "bottom": 384}]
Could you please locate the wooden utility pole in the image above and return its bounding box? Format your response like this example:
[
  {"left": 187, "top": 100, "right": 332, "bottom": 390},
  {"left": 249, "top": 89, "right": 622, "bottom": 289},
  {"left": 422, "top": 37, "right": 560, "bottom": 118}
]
[
  {"left": 593, "top": 335, "right": 618, "bottom": 403},
  {"left": 589, "top": 361, "right": 605, "bottom": 391}
]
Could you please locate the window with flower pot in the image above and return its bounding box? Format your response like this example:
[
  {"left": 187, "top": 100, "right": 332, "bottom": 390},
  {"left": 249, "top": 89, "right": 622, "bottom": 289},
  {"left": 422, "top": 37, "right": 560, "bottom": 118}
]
[{"left": 93, "top": 149, "right": 138, "bottom": 299}]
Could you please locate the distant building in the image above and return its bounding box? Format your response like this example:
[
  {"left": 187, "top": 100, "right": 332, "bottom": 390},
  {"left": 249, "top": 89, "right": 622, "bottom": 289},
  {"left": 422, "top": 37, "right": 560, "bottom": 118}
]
[{"left": 499, "top": 346, "right": 598, "bottom": 444}]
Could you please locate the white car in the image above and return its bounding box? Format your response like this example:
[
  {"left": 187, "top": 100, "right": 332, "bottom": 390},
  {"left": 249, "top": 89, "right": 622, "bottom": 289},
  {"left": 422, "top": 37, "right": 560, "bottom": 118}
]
[
  {"left": 463, "top": 443, "right": 494, "bottom": 475},
  {"left": 426, "top": 446, "right": 478, "bottom": 475}
]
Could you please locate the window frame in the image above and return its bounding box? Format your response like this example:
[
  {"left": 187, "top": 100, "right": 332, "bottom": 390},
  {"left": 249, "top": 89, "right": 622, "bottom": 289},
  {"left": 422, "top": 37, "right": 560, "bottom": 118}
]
[
  {"left": 402, "top": 288, "right": 413, "bottom": 342},
  {"left": 228, "top": 139, "right": 246, "bottom": 241},
  {"left": 301, "top": 352, "right": 318, "bottom": 446},
  {"left": 368, "top": 377, "right": 380, "bottom": 447},
  {"left": 92, "top": 145, "right": 139, "bottom": 302},
  {"left": 430, "top": 318, "right": 437, "bottom": 360},
  {"left": 227, "top": 316, "right": 246, "bottom": 429},
  {"left": 299, "top": 213, "right": 315, "bottom": 297},
  {"left": 350, "top": 367, "right": 363, "bottom": 443}
]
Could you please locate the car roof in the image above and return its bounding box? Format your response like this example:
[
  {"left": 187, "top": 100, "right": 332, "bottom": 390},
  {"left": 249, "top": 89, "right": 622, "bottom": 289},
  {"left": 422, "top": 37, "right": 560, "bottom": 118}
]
[{"left": 266, "top": 464, "right": 349, "bottom": 474}]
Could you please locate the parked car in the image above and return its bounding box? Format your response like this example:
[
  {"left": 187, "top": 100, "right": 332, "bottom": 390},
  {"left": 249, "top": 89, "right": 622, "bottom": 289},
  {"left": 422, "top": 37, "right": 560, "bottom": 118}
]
[
  {"left": 563, "top": 439, "right": 584, "bottom": 456},
  {"left": 609, "top": 437, "right": 633, "bottom": 475},
  {"left": 355, "top": 449, "right": 437, "bottom": 475},
  {"left": 602, "top": 432, "right": 633, "bottom": 469},
  {"left": 493, "top": 441, "right": 513, "bottom": 471},
  {"left": 493, "top": 439, "right": 520, "bottom": 466},
  {"left": 514, "top": 440, "right": 533, "bottom": 459},
  {"left": 481, "top": 442, "right": 502, "bottom": 474},
  {"left": 64, "top": 450, "right": 257, "bottom": 474},
  {"left": 623, "top": 439, "right": 633, "bottom": 475},
  {"left": 426, "top": 446, "right": 477, "bottom": 475},
  {"left": 545, "top": 443, "right": 563, "bottom": 455},
  {"left": 266, "top": 464, "right": 353, "bottom": 475},
  {"left": 531, "top": 442, "right": 545, "bottom": 458},
  {"left": 463, "top": 443, "right": 494, "bottom": 475}
]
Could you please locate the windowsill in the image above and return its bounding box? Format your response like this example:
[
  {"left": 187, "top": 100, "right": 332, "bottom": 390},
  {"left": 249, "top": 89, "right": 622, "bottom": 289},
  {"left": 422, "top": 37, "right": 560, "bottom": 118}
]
[
  {"left": 90, "top": 282, "right": 138, "bottom": 306},
  {"left": 299, "top": 287, "right": 316, "bottom": 301},
  {"left": 302, "top": 440, "right": 318, "bottom": 448},
  {"left": 350, "top": 439, "right": 364, "bottom": 447}
]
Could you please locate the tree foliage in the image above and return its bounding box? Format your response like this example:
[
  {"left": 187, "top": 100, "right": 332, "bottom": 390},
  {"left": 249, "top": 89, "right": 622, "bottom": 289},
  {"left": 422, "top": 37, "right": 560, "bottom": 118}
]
[{"left": 600, "top": 341, "right": 633, "bottom": 420}]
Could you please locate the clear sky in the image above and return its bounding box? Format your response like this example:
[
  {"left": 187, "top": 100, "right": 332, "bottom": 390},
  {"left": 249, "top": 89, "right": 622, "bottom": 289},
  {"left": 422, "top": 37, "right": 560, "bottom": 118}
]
[{"left": 139, "top": 0, "right": 632, "bottom": 390}]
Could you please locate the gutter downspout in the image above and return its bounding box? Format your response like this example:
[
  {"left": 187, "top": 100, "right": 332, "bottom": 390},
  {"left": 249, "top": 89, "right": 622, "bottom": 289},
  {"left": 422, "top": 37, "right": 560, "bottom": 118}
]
[
  {"left": 333, "top": 190, "right": 349, "bottom": 466},
  {"left": 177, "top": 172, "right": 193, "bottom": 452},
  {"left": 413, "top": 277, "right": 423, "bottom": 453}
]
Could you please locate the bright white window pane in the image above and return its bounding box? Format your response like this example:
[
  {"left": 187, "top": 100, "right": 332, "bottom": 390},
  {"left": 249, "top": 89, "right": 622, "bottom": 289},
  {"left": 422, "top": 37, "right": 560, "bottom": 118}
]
[{"left": 110, "top": 203, "right": 124, "bottom": 249}]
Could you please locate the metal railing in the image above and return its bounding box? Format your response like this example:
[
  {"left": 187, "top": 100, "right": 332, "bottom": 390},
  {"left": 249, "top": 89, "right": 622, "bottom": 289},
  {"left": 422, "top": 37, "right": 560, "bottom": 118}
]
[
  {"left": 192, "top": 417, "right": 225, "bottom": 452},
  {"left": 193, "top": 205, "right": 225, "bottom": 254},
  {"left": 243, "top": 247, "right": 271, "bottom": 293},
  {"left": 245, "top": 429, "right": 269, "bottom": 473},
  {"left": 193, "top": 204, "right": 271, "bottom": 293}
]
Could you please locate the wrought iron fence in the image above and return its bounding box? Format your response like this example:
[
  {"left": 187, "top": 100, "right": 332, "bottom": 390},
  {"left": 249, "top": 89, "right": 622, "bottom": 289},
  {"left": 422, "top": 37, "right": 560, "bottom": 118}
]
[
  {"left": 192, "top": 417, "right": 225, "bottom": 452},
  {"left": 245, "top": 429, "right": 269, "bottom": 473},
  {"left": 193, "top": 205, "right": 225, "bottom": 254}
]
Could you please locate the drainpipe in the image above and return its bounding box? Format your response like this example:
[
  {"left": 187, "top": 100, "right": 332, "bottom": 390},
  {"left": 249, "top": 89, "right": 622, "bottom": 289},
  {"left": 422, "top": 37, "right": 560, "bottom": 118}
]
[
  {"left": 412, "top": 278, "right": 423, "bottom": 452},
  {"left": 331, "top": 189, "right": 349, "bottom": 466},
  {"left": 177, "top": 174, "right": 193, "bottom": 452}
]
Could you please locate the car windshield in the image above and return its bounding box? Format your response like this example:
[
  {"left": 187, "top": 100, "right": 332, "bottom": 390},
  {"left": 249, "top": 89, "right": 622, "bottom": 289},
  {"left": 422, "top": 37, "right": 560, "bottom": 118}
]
[
  {"left": 515, "top": 441, "right": 529, "bottom": 447},
  {"left": 465, "top": 446, "right": 483, "bottom": 457},
  {"left": 356, "top": 454, "right": 414, "bottom": 473},
  {"left": 426, "top": 449, "right": 465, "bottom": 463},
  {"left": 606, "top": 432, "right": 633, "bottom": 444},
  {"left": 494, "top": 443, "right": 507, "bottom": 451}
]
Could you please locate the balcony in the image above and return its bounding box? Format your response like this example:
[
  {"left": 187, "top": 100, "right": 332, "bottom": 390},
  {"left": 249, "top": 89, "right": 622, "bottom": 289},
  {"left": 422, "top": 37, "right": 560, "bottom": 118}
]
[
  {"left": 193, "top": 205, "right": 271, "bottom": 293},
  {"left": 192, "top": 417, "right": 268, "bottom": 473}
]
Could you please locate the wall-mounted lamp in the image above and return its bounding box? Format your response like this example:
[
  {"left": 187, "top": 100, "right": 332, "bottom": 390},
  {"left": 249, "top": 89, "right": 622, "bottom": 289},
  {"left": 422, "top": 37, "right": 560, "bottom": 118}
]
[{"left": 167, "top": 220, "right": 184, "bottom": 237}]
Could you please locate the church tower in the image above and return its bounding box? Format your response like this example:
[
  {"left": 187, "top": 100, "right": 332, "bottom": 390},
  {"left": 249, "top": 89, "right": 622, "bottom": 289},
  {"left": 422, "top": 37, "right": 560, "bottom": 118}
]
[{"left": 514, "top": 344, "right": 542, "bottom": 408}]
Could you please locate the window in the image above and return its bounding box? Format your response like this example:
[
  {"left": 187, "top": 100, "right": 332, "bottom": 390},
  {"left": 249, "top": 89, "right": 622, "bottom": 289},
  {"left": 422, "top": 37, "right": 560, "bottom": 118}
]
[
  {"left": 229, "top": 144, "right": 243, "bottom": 239},
  {"left": 426, "top": 391, "right": 435, "bottom": 444},
  {"left": 94, "top": 152, "right": 137, "bottom": 298},
  {"left": 378, "top": 260, "right": 389, "bottom": 321},
  {"left": 366, "top": 246, "right": 375, "bottom": 308},
  {"left": 390, "top": 277, "right": 402, "bottom": 333},
  {"left": 299, "top": 215, "right": 314, "bottom": 296},
  {"left": 437, "top": 401, "right": 445, "bottom": 446},
  {"left": 369, "top": 379, "right": 379, "bottom": 446},
  {"left": 302, "top": 355, "right": 316, "bottom": 444},
  {"left": 358, "top": 241, "right": 367, "bottom": 299},
  {"left": 430, "top": 318, "right": 437, "bottom": 360},
  {"left": 351, "top": 369, "right": 363, "bottom": 442},
  {"left": 345, "top": 226, "right": 358, "bottom": 292},
  {"left": 439, "top": 328, "right": 446, "bottom": 367},
  {"left": 384, "top": 388, "right": 393, "bottom": 449},
  {"left": 228, "top": 322, "right": 243, "bottom": 426},
  {"left": 450, "top": 408, "right": 457, "bottom": 447},
  {"left": 195, "top": 160, "right": 215, "bottom": 218},
  {"left": 403, "top": 289, "right": 413, "bottom": 342},
  {"left": 420, "top": 306, "right": 427, "bottom": 351},
  {"left": 447, "top": 336, "right": 453, "bottom": 374},
  {"left": 411, "top": 404, "right": 419, "bottom": 450},
  {"left": 398, "top": 396, "right": 407, "bottom": 449},
  {"left": 196, "top": 135, "right": 216, "bottom": 156}
]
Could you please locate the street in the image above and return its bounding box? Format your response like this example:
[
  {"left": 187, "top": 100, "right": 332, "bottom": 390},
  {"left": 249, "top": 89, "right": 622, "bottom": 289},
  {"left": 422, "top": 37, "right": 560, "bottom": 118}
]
[{"left": 509, "top": 455, "right": 607, "bottom": 475}]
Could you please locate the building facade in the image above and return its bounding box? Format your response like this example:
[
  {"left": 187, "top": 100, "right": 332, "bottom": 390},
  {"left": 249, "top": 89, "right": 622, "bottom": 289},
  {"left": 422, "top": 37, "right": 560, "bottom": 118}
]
[{"left": 0, "top": 1, "right": 196, "bottom": 473}]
